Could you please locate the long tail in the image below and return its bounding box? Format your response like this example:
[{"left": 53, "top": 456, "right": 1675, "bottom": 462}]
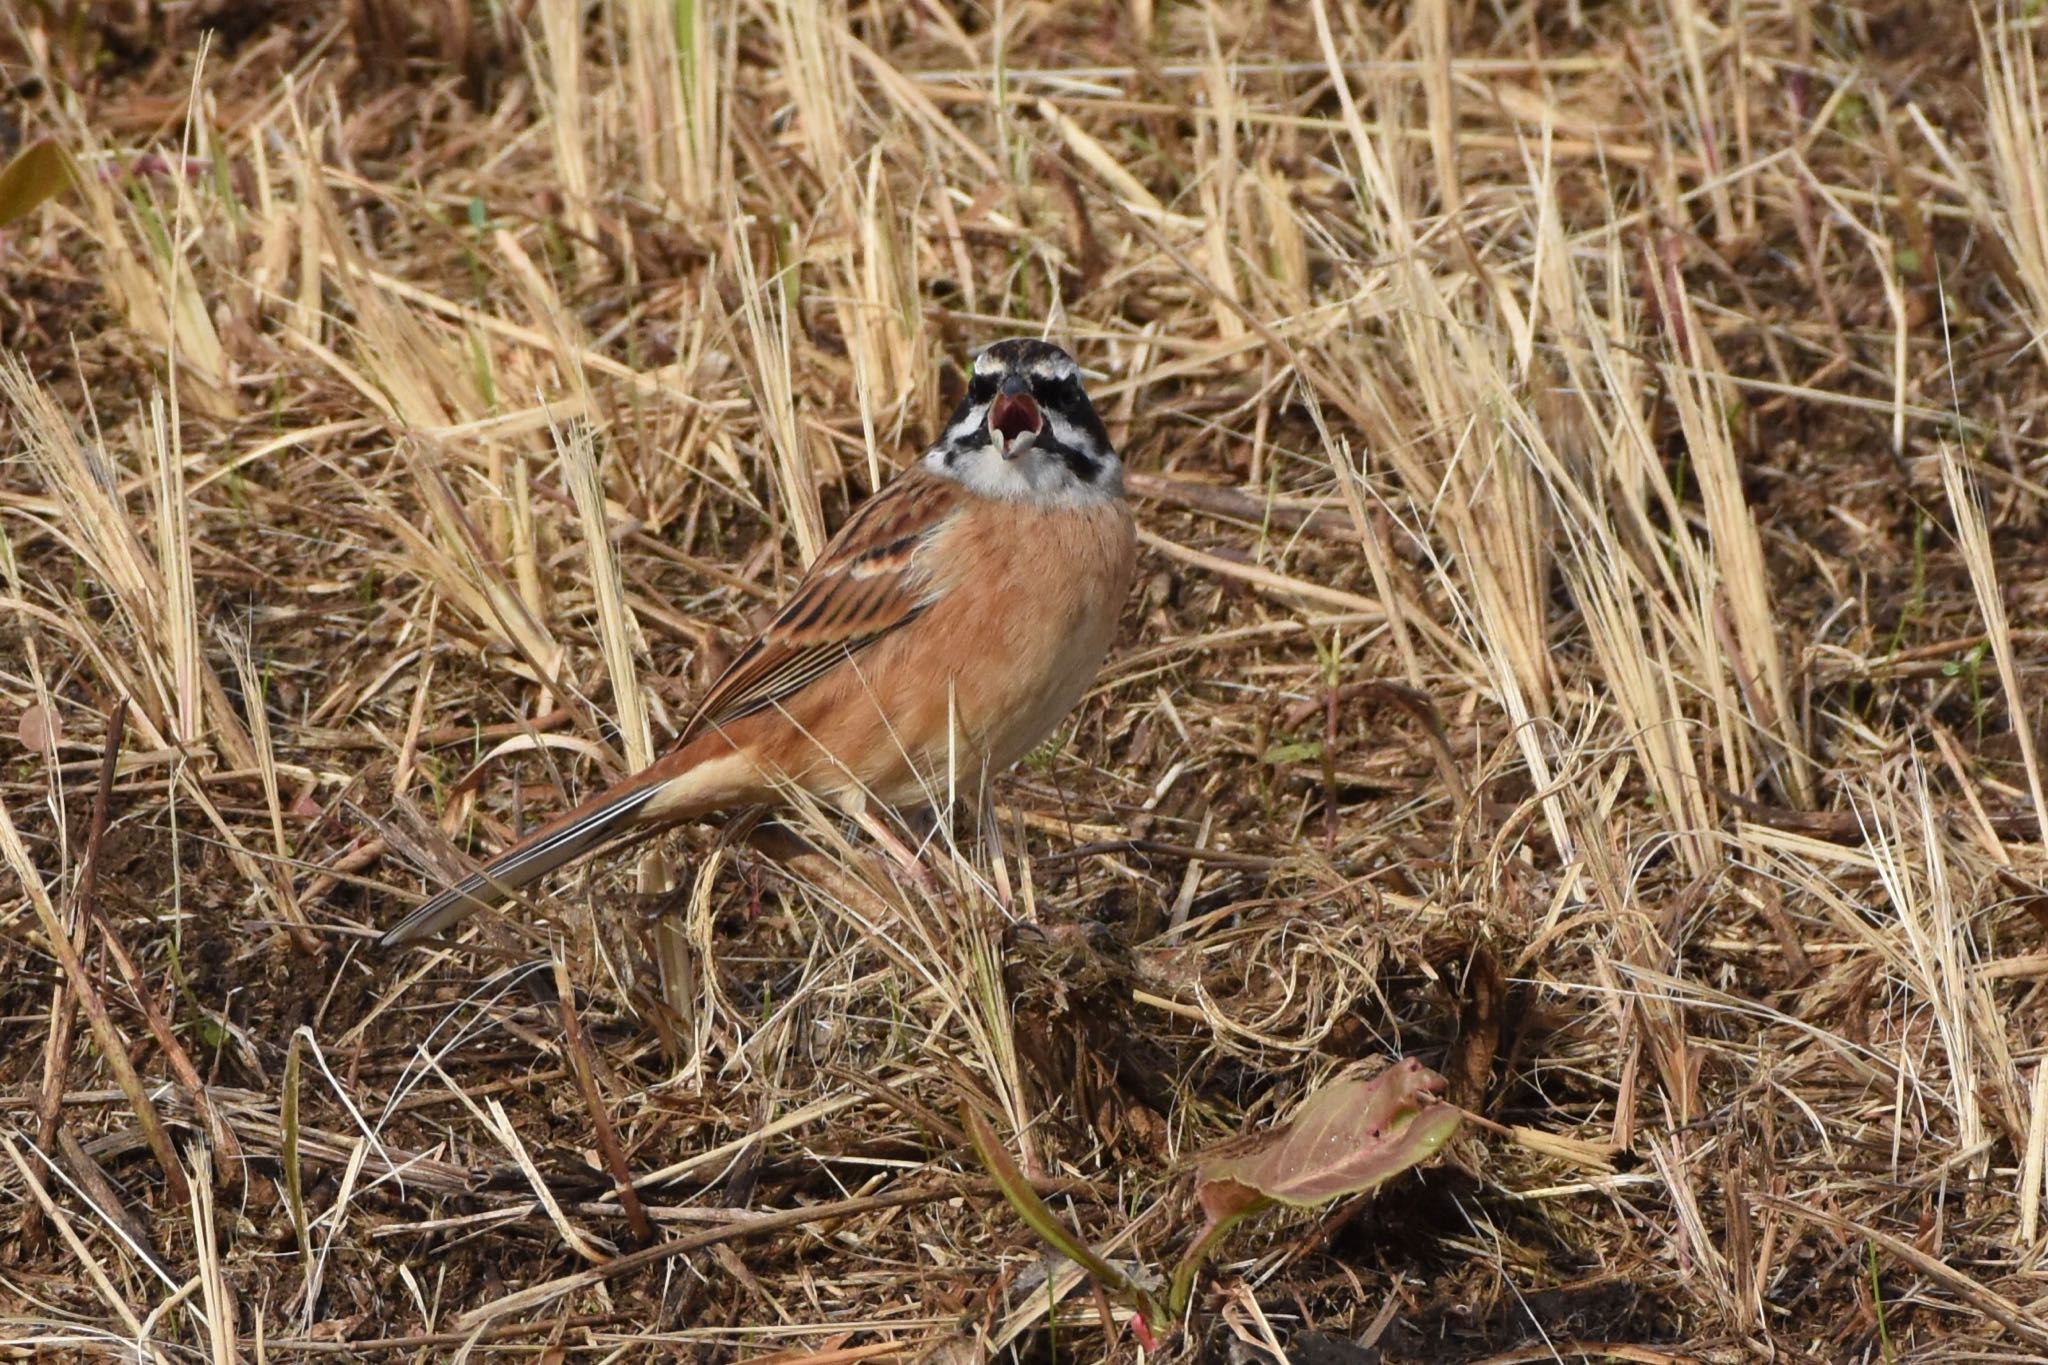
[{"left": 377, "top": 778, "right": 669, "bottom": 948}]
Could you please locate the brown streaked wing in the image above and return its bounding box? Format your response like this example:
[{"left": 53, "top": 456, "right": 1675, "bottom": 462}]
[{"left": 681, "top": 471, "right": 966, "bottom": 739}]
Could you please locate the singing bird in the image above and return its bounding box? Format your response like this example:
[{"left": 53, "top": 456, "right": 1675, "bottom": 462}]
[{"left": 379, "top": 338, "right": 1136, "bottom": 947}]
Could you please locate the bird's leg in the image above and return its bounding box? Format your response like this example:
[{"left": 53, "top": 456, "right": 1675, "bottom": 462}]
[
  {"left": 978, "top": 781, "right": 1014, "bottom": 912},
  {"left": 742, "top": 855, "right": 765, "bottom": 920},
  {"left": 852, "top": 805, "right": 936, "bottom": 891},
  {"left": 721, "top": 807, "right": 772, "bottom": 919}
]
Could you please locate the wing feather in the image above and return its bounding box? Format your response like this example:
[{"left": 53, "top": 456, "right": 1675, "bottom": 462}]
[{"left": 683, "top": 472, "right": 963, "bottom": 738}]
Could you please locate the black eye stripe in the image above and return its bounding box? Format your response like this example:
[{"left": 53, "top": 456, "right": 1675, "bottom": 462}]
[{"left": 1022, "top": 374, "right": 1072, "bottom": 400}]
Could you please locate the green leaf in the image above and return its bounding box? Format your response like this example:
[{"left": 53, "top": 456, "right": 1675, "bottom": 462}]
[
  {"left": 961, "top": 1104, "right": 1164, "bottom": 1330},
  {"left": 1261, "top": 739, "right": 1323, "bottom": 765},
  {"left": 0, "top": 139, "right": 74, "bottom": 228}
]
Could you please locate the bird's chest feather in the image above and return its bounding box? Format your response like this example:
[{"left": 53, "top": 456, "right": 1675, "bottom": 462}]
[{"left": 916, "top": 497, "right": 1136, "bottom": 739}]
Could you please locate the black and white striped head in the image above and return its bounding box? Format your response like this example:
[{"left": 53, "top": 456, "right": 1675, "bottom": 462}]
[{"left": 923, "top": 339, "right": 1122, "bottom": 504}]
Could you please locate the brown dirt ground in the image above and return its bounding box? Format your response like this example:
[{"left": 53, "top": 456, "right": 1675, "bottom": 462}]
[{"left": 8, "top": 2, "right": 2048, "bottom": 1361}]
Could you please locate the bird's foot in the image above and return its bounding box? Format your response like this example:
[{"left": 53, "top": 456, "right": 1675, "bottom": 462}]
[{"left": 853, "top": 807, "right": 940, "bottom": 895}]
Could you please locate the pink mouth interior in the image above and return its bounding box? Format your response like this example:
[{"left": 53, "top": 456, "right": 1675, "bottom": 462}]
[{"left": 989, "top": 392, "right": 1043, "bottom": 445}]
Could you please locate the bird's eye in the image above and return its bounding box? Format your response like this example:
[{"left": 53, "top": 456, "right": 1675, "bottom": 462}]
[
  {"left": 968, "top": 373, "right": 999, "bottom": 404},
  {"left": 1042, "top": 375, "right": 1083, "bottom": 407}
]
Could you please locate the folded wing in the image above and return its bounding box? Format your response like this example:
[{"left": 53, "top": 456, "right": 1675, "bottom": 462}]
[
  {"left": 684, "top": 471, "right": 963, "bottom": 737},
  {"left": 379, "top": 470, "right": 966, "bottom": 947}
]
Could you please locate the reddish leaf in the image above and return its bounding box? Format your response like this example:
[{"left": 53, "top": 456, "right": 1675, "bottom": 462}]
[
  {"left": 0, "top": 139, "right": 73, "bottom": 229},
  {"left": 1197, "top": 1059, "right": 1460, "bottom": 1224},
  {"left": 17, "top": 703, "right": 60, "bottom": 757}
]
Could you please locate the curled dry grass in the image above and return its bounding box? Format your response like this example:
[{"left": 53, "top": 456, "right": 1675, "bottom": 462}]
[{"left": 6, "top": 1, "right": 2048, "bottom": 1360}]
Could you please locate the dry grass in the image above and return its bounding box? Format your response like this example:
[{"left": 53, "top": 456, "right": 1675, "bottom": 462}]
[{"left": 5, "top": 1, "right": 2048, "bottom": 1359}]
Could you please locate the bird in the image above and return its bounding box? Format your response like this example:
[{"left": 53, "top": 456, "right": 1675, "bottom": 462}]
[{"left": 378, "top": 337, "right": 1136, "bottom": 947}]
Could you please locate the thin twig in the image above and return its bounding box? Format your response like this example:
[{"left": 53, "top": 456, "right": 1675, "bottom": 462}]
[
  {"left": 26, "top": 699, "right": 127, "bottom": 1244},
  {"left": 552, "top": 957, "right": 654, "bottom": 1243},
  {"left": 456, "top": 1181, "right": 984, "bottom": 1329},
  {"left": 0, "top": 790, "right": 190, "bottom": 1205}
]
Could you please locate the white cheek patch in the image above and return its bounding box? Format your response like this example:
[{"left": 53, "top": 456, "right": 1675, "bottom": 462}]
[
  {"left": 924, "top": 403, "right": 996, "bottom": 473},
  {"left": 945, "top": 404, "right": 990, "bottom": 444},
  {"left": 1043, "top": 410, "right": 1086, "bottom": 450}
]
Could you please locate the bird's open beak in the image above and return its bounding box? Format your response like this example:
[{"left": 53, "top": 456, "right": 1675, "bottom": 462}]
[{"left": 988, "top": 388, "right": 1043, "bottom": 459}]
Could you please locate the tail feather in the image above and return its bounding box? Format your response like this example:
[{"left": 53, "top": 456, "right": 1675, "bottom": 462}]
[{"left": 377, "top": 780, "right": 666, "bottom": 948}]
